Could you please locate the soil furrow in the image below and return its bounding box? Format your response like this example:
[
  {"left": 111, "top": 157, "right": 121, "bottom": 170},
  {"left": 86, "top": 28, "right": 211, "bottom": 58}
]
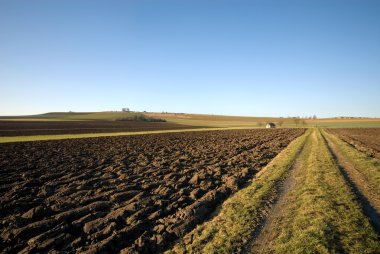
[{"left": 322, "top": 132, "right": 380, "bottom": 233}]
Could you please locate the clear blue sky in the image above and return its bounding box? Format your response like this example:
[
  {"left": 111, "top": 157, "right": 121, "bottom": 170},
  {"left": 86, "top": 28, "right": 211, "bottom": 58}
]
[{"left": 1, "top": 0, "right": 379, "bottom": 117}]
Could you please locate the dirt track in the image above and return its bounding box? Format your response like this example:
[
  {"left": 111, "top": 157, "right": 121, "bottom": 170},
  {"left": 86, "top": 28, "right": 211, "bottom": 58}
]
[
  {"left": 0, "top": 120, "right": 200, "bottom": 136},
  {"left": 245, "top": 129, "right": 380, "bottom": 253},
  {"left": 249, "top": 135, "right": 308, "bottom": 253},
  {"left": 0, "top": 129, "right": 304, "bottom": 253}
]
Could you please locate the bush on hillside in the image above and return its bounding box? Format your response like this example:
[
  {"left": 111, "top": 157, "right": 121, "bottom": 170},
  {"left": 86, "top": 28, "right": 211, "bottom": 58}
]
[{"left": 116, "top": 113, "right": 166, "bottom": 122}]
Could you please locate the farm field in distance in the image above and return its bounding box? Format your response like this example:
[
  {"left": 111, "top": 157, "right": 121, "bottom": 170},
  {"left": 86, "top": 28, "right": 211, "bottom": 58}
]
[
  {"left": 0, "top": 120, "right": 200, "bottom": 137},
  {"left": 147, "top": 112, "right": 380, "bottom": 128},
  {"left": 168, "top": 128, "right": 380, "bottom": 253}
]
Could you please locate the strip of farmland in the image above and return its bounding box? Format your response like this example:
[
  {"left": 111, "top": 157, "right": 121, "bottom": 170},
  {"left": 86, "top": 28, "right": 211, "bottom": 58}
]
[
  {"left": 323, "top": 130, "right": 380, "bottom": 231},
  {"left": 0, "top": 120, "right": 202, "bottom": 137},
  {"left": 327, "top": 128, "right": 380, "bottom": 159},
  {"left": 0, "top": 129, "right": 304, "bottom": 253}
]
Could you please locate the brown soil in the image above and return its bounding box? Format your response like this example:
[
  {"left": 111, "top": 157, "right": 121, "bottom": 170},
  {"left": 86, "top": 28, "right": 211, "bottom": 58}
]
[
  {"left": 0, "top": 120, "right": 201, "bottom": 137},
  {"left": 0, "top": 129, "right": 304, "bottom": 253},
  {"left": 328, "top": 128, "right": 380, "bottom": 159}
]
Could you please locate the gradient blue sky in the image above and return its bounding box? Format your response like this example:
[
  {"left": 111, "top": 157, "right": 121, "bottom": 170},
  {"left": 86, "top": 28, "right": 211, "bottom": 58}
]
[{"left": 1, "top": 0, "right": 379, "bottom": 117}]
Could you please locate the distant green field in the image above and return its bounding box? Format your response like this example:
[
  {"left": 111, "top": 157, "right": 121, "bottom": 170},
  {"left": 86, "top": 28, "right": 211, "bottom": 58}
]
[
  {"left": 146, "top": 113, "right": 380, "bottom": 128},
  {"left": 1, "top": 111, "right": 379, "bottom": 129}
]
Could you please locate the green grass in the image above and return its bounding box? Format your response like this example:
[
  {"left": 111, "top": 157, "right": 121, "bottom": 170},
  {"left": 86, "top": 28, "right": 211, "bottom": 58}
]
[
  {"left": 167, "top": 129, "right": 311, "bottom": 254},
  {"left": 265, "top": 129, "right": 379, "bottom": 253}
]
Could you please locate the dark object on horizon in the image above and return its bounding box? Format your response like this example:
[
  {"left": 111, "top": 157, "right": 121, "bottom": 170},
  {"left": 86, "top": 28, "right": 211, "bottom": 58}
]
[
  {"left": 266, "top": 122, "right": 276, "bottom": 129},
  {"left": 117, "top": 113, "right": 166, "bottom": 122}
]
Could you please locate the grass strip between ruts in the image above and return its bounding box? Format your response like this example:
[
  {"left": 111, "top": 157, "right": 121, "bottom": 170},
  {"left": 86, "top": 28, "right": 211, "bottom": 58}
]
[{"left": 263, "top": 129, "right": 379, "bottom": 253}]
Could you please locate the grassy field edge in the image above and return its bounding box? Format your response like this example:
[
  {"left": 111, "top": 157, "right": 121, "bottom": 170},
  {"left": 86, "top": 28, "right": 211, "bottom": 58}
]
[{"left": 166, "top": 129, "right": 311, "bottom": 253}]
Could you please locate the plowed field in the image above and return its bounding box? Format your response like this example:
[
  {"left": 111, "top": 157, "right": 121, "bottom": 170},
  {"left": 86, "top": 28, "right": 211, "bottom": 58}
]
[
  {"left": 0, "top": 120, "right": 199, "bottom": 137},
  {"left": 0, "top": 129, "right": 304, "bottom": 253},
  {"left": 328, "top": 128, "right": 380, "bottom": 159}
]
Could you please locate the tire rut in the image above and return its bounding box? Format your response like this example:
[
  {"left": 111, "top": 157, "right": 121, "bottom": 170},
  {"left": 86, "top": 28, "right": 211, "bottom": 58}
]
[
  {"left": 245, "top": 135, "right": 309, "bottom": 253},
  {"left": 321, "top": 131, "right": 380, "bottom": 234}
]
